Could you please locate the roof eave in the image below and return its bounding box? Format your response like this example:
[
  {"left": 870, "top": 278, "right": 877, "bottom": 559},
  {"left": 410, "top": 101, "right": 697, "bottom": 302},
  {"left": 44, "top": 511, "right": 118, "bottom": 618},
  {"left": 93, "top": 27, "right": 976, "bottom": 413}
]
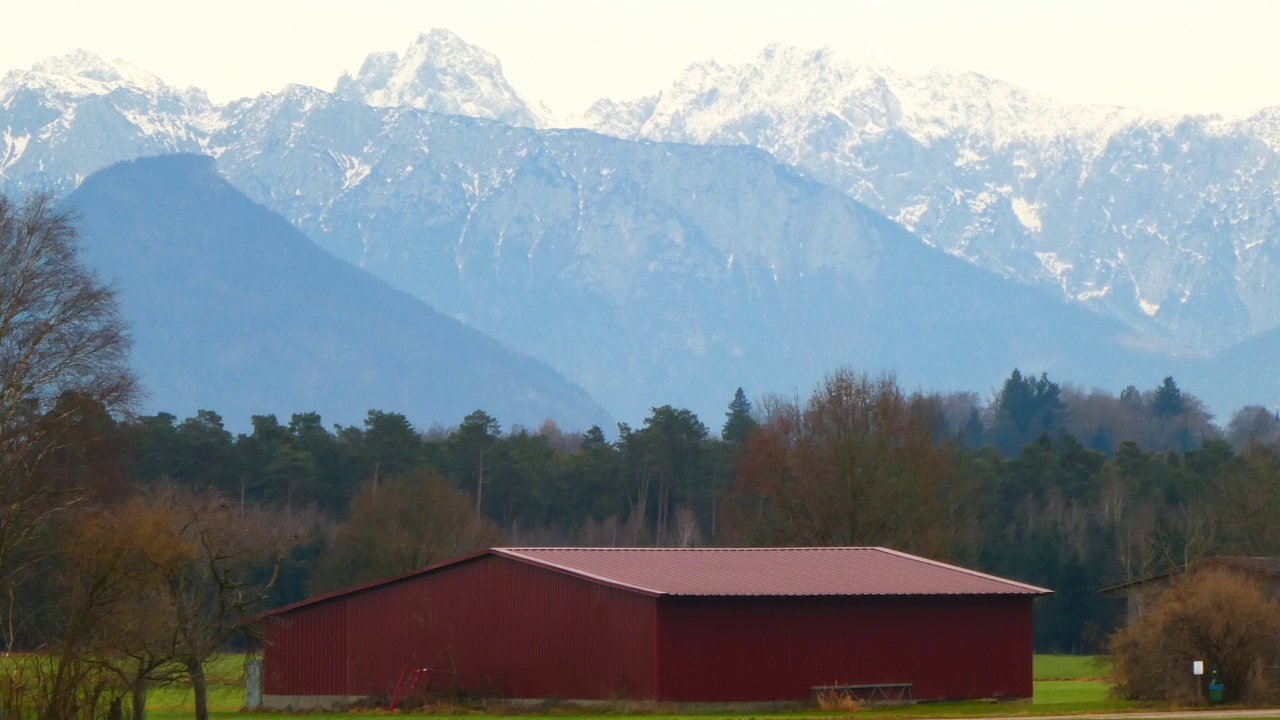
[{"left": 256, "top": 548, "right": 497, "bottom": 619}]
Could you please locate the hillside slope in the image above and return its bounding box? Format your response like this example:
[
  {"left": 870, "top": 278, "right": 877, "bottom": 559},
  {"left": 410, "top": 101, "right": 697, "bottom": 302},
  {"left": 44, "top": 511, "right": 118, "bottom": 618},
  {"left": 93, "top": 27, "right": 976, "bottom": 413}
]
[{"left": 68, "top": 154, "right": 611, "bottom": 430}]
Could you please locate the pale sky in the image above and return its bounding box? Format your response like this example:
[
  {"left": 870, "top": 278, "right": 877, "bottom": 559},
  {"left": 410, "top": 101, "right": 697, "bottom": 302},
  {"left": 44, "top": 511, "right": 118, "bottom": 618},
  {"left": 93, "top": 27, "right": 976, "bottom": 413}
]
[{"left": 4, "top": 0, "right": 1279, "bottom": 116}]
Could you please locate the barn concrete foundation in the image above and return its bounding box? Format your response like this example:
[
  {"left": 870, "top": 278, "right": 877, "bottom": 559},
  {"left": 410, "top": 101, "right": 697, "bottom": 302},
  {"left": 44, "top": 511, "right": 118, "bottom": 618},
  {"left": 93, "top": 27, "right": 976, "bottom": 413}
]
[{"left": 261, "top": 693, "right": 364, "bottom": 710}]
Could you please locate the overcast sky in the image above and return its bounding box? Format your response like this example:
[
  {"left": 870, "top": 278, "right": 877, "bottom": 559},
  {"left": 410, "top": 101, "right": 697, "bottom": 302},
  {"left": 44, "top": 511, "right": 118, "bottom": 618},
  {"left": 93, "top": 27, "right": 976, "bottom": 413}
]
[{"left": 4, "top": 0, "right": 1278, "bottom": 116}]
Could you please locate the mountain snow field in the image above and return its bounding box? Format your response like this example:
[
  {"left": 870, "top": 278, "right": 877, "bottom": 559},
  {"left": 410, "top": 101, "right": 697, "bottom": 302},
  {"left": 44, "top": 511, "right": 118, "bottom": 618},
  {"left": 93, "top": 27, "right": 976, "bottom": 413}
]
[{"left": 2, "top": 30, "right": 1278, "bottom": 423}]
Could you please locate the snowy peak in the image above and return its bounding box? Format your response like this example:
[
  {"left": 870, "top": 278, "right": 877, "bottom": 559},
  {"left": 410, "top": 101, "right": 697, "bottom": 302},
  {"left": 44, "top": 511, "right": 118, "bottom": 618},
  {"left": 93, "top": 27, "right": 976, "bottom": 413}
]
[
  {"left": 31, "top": 50, "right": 164, "bottom": 92},
  {"left": 575, "top": 40, "right": 1280, "bottom": 355},
  {"left": 334, "top": 28, "right": 544, "bottom": 127},
  {"left": 0, "top": 50, "right": 212, "bottom": 193},
  {"left": 588, "top": 42, "right": 1157, "bottom": 153},
  {"left": 1244, "top": 105, "right": 1280, "bottom": 151},
  {"left": 2, "top": 49, "right": 209, "bottom": 107}
]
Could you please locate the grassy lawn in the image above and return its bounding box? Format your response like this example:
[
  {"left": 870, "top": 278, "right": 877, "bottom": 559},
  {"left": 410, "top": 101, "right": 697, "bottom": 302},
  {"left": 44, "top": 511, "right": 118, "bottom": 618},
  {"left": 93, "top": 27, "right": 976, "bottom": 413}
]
[
  {"left": 1034, "top": 680, "right": 1111, "bottom": 704},
  {"left": 1032, "top": 655, "right": 1110, "bottom": 681},
  {"left": 146, "top": 676, "right": 1130, "bottom": 720},
  {"left": 148, "top": 681, "right": 244, "bottom": 711},
  {"left": 134, "top": 655, "right": 1141, "bottom": 720}
]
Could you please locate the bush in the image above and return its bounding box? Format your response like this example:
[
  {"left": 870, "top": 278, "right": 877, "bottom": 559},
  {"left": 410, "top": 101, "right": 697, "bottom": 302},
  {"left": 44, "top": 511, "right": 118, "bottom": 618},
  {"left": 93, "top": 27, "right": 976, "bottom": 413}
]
[{"left": 1110, "top": 567, "right": 1280, "bottom": 704}]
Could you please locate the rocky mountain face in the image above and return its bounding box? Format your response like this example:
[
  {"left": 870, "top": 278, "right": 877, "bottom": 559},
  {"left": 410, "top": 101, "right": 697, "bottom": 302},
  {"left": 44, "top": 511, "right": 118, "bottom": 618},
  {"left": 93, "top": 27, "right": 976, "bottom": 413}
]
[
  {"left": 0, "top": 30, "right": 546, "bottom": 193},
  {"left": 335, "top": 29, "right": 547, "bottom": 127},
  {"left": 577, "top": 44, "right": 1280, "bottom": 354},
  {"left": 69, "top": 155, "right": 610, "bottom": 431},
  {"left": 0, "top": 50, "right": 210, "bottom": 190},
  {"left": 211, "top": 84, "right": 1197, "bottom": 420},
  {"left": 0, "top": 38, "right": 1268, "bottom": 422}
]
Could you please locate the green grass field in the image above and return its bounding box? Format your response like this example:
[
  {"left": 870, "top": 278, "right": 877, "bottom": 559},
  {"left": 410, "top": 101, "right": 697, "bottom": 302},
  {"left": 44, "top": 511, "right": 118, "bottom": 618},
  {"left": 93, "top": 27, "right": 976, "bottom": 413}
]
[
  {"left": 140, "top": 654, "right": 1130, "bottom": 720},
  {"left": 1031, "top": 655, "right": 1110, "bottom": 681}
]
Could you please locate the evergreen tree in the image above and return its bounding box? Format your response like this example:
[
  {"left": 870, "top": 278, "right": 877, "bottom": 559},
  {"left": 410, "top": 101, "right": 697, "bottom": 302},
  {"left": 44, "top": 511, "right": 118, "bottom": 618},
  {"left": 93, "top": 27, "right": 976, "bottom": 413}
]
[
  {"left": 1151, "top": 376, "right": 1186, "bottom": 417},
  {"left": 451, "top": 410, "right": 502, "bottom": 514},
  {"left": 362, "top": 410, "right": 421, "bottom": 479},
  {"left": 641, "top": 406, "right": 710, "bottom": 544},
  {"left": 721, "top": 387, "right": 757, "bottom": 445},
  {"left": 991, "top": 370, "right": 1065, "bottom": 456},
  {"left": 582, "top": 425, "right": 608, "bottom": 449}
]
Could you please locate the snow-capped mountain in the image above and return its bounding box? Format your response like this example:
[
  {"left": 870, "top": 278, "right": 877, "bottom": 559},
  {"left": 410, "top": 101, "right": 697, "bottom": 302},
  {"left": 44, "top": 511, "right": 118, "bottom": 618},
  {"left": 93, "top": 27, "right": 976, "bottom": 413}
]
[
  {"left": 335, "top": 29, "right": 547, "bottom": 127},
  {"left": 576, "top": 44, "right": 1280, "bottom": 354},
  {"left": 207, "top": 84, "right": 1191, "bottom": 420},
  {"left": 0, "top": 37, "right": 1270, "bottom": 421},
  {"left": 0, "top": 50, "right": 211, "bottom": 189},
  {"left": 0, "top": 29, "right": 548, "bottom": 192}
]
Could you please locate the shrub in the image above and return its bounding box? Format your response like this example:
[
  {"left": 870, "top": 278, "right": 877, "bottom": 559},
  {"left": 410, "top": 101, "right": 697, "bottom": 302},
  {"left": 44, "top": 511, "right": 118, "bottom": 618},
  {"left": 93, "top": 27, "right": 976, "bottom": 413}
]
[{"left": 1110, "top": 567, "right": 1280, "bottom": 704}]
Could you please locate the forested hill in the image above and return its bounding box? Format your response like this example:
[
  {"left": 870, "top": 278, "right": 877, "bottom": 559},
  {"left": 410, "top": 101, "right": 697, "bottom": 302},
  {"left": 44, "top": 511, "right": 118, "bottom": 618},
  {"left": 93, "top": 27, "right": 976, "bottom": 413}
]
[
  {"left": 70, "top": 368, "right": 1280, "bottom": 654},
  {"left": 67, "top": 155, "right": 611, "bottom": 430}
]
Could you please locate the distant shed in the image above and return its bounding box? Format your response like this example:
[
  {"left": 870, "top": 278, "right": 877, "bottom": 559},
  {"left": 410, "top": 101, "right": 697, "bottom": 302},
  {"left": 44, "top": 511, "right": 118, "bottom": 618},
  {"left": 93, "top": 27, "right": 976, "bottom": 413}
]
[
  {"left": 1101, "top": 556, "right": 1280, "bottom": 620},
  {"left": 259, "top": 547, "right": 1051, "bottom": 708}
]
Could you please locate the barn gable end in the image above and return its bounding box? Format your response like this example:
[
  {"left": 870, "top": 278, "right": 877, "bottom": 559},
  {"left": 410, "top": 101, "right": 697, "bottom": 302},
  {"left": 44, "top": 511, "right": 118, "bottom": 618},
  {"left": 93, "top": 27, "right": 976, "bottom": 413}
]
[{"left": 264, "top": 553, "right": 657, "bottom": 706}]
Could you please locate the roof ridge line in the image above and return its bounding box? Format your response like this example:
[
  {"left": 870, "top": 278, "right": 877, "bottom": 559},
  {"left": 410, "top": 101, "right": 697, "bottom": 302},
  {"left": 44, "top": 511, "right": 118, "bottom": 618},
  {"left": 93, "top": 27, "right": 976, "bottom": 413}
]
[
  {"left": 493, "top": 548, "right": 669, "bottom": 595},
  {"left": 873, "top": 547, "right": 1053, "bottom": 594}
]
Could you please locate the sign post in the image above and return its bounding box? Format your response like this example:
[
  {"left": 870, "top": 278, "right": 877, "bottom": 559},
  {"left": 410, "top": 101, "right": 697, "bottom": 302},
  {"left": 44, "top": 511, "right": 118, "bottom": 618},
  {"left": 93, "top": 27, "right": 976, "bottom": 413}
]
[{"left": 1193, "top": 661, "right": 1204, "bottom": 704}]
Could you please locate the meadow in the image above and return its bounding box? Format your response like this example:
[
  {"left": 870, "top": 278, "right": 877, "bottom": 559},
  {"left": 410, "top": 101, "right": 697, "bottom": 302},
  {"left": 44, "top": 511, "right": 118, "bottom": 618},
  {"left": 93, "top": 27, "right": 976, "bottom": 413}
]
[{"left": 143, "top": 654, "right": 1133, "bottom": 720}]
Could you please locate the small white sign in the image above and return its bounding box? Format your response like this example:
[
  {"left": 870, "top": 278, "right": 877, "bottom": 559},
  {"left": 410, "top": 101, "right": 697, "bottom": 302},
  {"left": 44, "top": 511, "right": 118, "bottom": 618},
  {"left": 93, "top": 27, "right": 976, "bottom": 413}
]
[{"left": 1193, "top": 661, "right": 1205, "bottom": 676}]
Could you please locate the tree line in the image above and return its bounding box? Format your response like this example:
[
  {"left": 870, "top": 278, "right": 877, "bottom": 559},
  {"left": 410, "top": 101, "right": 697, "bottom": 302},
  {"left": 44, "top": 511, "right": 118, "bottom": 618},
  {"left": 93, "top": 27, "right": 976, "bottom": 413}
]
[{"left": 50, "top": 368, "right": 1280, "bottom": 653}]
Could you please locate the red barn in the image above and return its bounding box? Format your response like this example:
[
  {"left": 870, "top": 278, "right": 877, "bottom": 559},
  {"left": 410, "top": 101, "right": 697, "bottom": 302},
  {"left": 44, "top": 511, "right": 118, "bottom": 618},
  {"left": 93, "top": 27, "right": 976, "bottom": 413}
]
[{"left": 259, "top": 547, "right": 1050, "bottom": 709}]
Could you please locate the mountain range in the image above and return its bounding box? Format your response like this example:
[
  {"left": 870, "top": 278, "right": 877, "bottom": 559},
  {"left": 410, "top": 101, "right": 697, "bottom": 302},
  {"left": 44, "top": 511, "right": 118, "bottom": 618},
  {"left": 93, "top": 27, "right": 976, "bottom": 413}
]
[
  {"left": 3, "top": 30, "right": 1277, "bottom": 425},
  {"left": 576, "top": 45, "right": 1280, "bottom": 356},
  {"left": 69, "top": 154, "right": 609, "bottom": 431}
]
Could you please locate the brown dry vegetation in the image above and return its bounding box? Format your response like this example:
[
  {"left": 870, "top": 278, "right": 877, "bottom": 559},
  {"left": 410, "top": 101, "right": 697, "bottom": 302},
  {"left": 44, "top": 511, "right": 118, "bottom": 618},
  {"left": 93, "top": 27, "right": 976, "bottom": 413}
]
[
  {"left": 1110, "top": 567, "right": 1280, "bottom": 704},
  {"left": 722, "top": 369, "right": 965, "bottom": 558}
]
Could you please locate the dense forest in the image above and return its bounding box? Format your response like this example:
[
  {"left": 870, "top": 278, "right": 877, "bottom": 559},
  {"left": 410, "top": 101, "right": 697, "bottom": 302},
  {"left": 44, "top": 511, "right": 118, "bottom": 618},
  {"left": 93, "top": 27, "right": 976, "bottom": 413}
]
[{"left": 35, "top": 367, "right": 1280, "bottom": 656}]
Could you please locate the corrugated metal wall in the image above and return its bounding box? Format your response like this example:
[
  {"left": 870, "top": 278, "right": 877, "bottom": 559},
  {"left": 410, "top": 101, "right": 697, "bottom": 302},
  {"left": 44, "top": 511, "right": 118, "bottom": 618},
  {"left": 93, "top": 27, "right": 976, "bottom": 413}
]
[
  {"left": 263, "top": 598, "right": 348, "bottom": 695},
  {"left": 654, "top": 594, "right": 1034, "bottom": 702},
  {"left": 263, "top": 554, "right": 658, "bottom": 699}
]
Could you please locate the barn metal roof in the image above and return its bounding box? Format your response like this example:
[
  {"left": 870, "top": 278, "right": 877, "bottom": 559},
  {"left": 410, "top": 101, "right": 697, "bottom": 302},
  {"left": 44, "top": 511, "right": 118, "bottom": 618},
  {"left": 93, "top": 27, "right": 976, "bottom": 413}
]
[
  {"left": 261, "top": 546, "right": 1050, "bottom": 618},
  {"left": 494, "top": 547, "right": 1052, "bottom": 597}
]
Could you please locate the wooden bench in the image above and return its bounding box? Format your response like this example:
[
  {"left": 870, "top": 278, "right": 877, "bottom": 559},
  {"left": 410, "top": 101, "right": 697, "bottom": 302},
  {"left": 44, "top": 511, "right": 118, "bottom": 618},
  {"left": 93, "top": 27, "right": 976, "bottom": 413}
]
[{"left": 812, "top": 682, "right": 914, "bottom": 704}]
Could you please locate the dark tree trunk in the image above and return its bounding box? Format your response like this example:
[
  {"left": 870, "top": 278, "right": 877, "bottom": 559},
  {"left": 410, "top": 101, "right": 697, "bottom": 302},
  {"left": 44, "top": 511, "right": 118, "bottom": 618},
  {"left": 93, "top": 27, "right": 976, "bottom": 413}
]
[
  {"left": 130, "top": 675, "right": 148, "bottom": 720},
  {"left": 187, "top": 657, "right": 209, "bottom": 720}
]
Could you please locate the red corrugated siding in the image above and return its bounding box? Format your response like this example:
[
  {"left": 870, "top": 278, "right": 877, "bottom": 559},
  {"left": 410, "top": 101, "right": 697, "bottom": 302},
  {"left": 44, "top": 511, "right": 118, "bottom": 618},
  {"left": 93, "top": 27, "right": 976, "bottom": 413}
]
[
  {"left": 262, "top": 550, "right": 1038, "bottom": 703},
  {"left": 265, "top": 555, "right": 657, "bottom": 699},
  {"left": 263, "top": 598, "right": 348, "bottom": 695},
  {"left": 655, "top": 595, "right": 1033, "bottom": 702}
]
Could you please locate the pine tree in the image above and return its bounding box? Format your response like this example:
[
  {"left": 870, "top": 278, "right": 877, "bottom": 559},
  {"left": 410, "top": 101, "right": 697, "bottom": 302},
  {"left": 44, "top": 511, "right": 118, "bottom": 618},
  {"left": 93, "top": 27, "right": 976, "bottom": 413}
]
[
  {"left": 1151, "top": 376, "right": 1186, "bottom": 417},
  {"left": 721, "top": 387, "right": 757, "bottom": 445}
]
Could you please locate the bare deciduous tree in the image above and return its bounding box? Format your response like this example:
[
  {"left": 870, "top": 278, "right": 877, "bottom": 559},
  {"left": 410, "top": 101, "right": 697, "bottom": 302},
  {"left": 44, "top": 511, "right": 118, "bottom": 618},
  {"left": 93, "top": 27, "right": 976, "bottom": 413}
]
[
  {"left": 725, "top": 369, "right": 957, "bottom": 557},
  {"left": 49, "top": 500, "right": 191, "bottom": 720},
  {"left": 154, "top": 485, "right": 297, "bottom": 720},
  {"left": 1225, "top": 405, "right": 1280, "bottom": 450},
  {"left": 310, "top": 470, "right": 503, "bottom": 594},
  {"left": 0, "top": 192, "right": 138, "bottom": 645}
]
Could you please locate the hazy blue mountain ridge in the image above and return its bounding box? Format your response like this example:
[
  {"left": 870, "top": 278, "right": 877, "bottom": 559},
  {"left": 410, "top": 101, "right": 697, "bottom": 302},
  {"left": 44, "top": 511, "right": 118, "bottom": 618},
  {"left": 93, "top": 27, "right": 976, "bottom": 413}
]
[{"left": 68, "top": 154, "right": 611, "bottom": 431}]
